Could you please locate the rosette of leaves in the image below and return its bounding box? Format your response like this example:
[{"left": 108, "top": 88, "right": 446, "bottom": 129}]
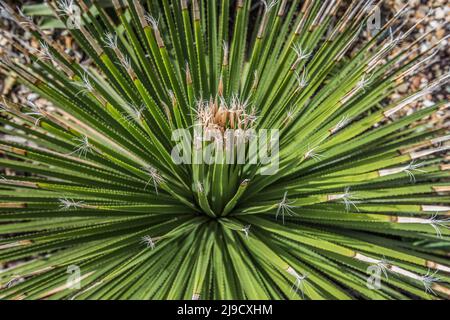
[{"left": 0, "top": 0, "right": 449, "bottom": 300}]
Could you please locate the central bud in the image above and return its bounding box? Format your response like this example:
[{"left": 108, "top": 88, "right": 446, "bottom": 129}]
[{"left": 194, "top": 96, "right": 257, "bottom": 133}]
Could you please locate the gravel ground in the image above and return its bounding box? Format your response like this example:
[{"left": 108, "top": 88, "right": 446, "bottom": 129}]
[{"left": 383, "top": 0, "right": 449, "bottom": 125}]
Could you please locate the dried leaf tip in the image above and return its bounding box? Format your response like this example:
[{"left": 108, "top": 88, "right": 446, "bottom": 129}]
[
  {"left": 355, "top": 73, "right": 373, "bottom": 92},
  {"left": 427, "top": 213, "right": 450, "bottom": 239},
  {"left": 286, "top": 267, "right": 308, "bottom": 298},
  {"left": 295, "top": 67, "right": 309, "bottom": 88},
  {"left": 222, "top": 41, "right": 229, "bottom": 66},
  {"left": 261, "top": 0, "right": 278, "bottom": 13},
  {"left": 276, "top": 192, "right": 296, "bottom": 224},
  {"left": 72, "top": 72, "right": 95, "bottom": 97},
  {"left": 145, "top": 14, "right": 160, "bottom": 31},
  {"left": 24, "top": 99, "right": 45, "bottom": 126},
  {"left": 292, "top": 44, "right": 312, "bottom": 65},
  {"left": 142, "top": 165, "right": 164, "bottom": 194},
  {"left": 277, "top": 0, "right": 288, "bottom": 16},
  {"left": 420, "top": 270, "right": 441, "bottom": 295},
  {"left": 59, "top": 197, "right": 85, "bottom": 210},
  {"left": 145, "top": 14, "right": 164, "bottom": 47},
  {"left": 241, "top": 225, "right": 251, "bottom": 239},
  {"left": 330, "top": 115, "right": 351, "bottom": 134},
  {"left": 70, "top": 135, "right": 92, "bottom": 158},
  {"left": 123, "top": 103, "right": 145, "bottom": 124},
  {"left": 185, "top": 62, "right": 192, "bottom": 85},
  {"left": 304, "top": 145, "right": 324, "bottom": 162},
  {"left": 181, "top": 0, "right": 188, "bottom": 10},
  {"left": 141, "top": 236, "right": 156, "bottom": 250},
  {"left": 57, "top": 0, "right": 80, "bottom": 19},
  {"left": 193, "top": 0, "right": 200, "bottom": 20},
  {"left": 103, "top": 32, "right": 118, "bottom": 50},
  {"left": 328, "top": 187, "right": 359, "bottom": 212},
  {"left": 34, "top": 41, "right": 54, "bottom": 62}
]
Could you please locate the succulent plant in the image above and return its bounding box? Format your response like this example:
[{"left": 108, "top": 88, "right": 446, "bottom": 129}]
[{"left": 0, "top": 0, "right": 449, "bottom": 300}]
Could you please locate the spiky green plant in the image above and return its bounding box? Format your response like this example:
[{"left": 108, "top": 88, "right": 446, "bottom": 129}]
[{"left": 0, "top": 0, "right": 449, "bottom": 300}]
